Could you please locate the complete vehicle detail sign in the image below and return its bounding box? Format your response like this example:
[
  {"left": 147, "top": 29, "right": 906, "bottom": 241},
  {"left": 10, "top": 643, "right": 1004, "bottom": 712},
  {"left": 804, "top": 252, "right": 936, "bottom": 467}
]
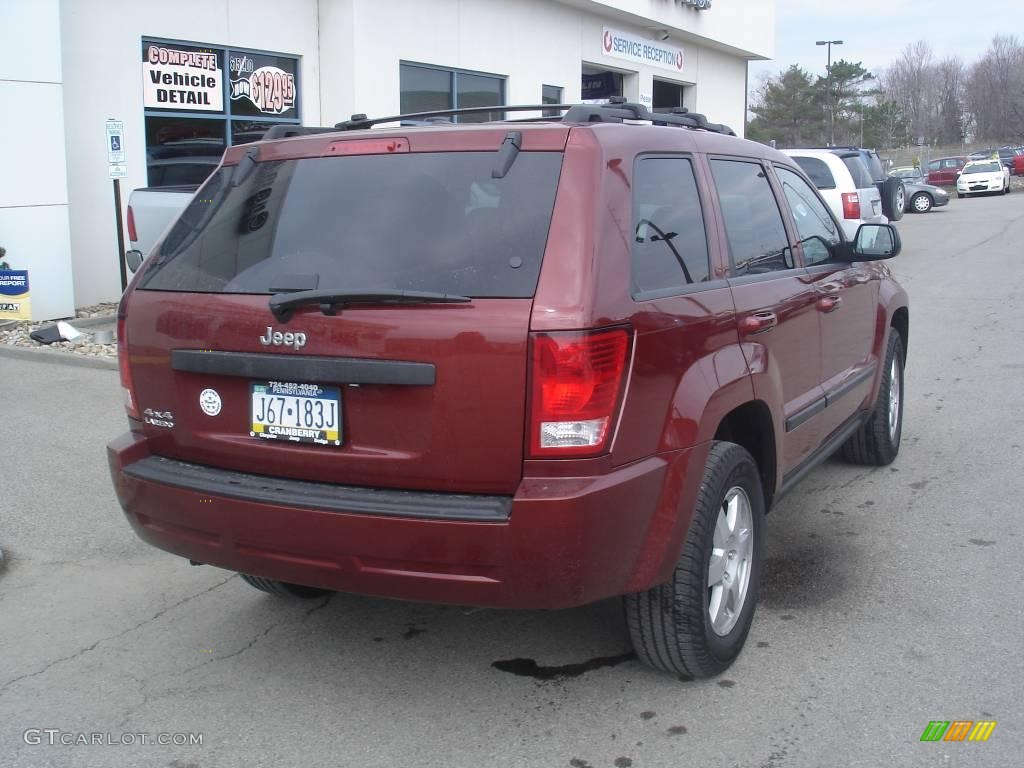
[
  {"left": 603, "top": 27, "right": 685, "bottom": 73},
  {"left": 142, "top": 43, "right": 223, "bottom": 111}
]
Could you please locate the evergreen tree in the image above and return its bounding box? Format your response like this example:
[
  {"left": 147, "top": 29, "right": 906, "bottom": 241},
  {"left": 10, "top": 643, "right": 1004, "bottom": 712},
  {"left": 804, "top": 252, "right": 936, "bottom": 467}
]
[{"left": 747, "top": 65, "right": 826, "bottom": 146}]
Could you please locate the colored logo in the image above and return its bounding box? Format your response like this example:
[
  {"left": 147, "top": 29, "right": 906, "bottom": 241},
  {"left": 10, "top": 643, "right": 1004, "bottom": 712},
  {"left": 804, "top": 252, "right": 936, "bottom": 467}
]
[
  {"left": 676, "top": 51, "right": 684, "bottom": 69},
  {"left": 603, "top": 31, "right": 613, "bottom": 52},
  {"left": 920, "top": 721, "right": 997, "bottom": 742}
]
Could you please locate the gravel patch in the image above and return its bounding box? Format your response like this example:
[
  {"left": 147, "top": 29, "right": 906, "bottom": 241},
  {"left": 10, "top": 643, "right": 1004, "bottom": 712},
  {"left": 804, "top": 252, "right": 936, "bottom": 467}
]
[{"left": 0, "top": 302, "right": 118, "bottom": 360}]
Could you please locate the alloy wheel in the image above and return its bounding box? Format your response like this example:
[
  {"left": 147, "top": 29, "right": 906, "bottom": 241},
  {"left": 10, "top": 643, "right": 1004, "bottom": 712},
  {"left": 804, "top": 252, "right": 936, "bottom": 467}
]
[
  {"left": 708, "top": 486, "right": 754, "bottom": 636},
  {"left": 888, "top": 355, "right": 901, "bottom": 442}
]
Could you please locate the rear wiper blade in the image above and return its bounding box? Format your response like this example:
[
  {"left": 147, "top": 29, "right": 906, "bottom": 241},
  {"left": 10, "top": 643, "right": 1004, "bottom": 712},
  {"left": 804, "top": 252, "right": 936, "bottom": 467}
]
[{"left": 269, "top": 289, "right": 472, "bottom": 323}]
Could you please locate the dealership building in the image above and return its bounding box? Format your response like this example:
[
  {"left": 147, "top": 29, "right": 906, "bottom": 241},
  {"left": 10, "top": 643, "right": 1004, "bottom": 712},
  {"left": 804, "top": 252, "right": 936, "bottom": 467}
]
[{"left": 1, "top": 0, "right": 774, "bottom": 319}]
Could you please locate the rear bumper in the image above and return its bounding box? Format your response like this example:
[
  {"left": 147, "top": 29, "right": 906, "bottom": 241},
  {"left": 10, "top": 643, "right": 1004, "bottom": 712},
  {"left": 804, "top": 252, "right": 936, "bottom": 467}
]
[{"left": 108, "top": 432, "right": 700, "bottom": 609}]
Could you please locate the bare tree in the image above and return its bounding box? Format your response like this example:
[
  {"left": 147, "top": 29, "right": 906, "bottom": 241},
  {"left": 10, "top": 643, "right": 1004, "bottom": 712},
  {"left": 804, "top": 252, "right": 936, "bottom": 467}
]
[
  {"left": 935, "top": 57, "right": 965, "bottom": 145},
  {"left": 967, "top": 35, "right": 1024, "bottom": 143},
  {"left": 882, "top": 41, "right": 935, "bottom": 143}
]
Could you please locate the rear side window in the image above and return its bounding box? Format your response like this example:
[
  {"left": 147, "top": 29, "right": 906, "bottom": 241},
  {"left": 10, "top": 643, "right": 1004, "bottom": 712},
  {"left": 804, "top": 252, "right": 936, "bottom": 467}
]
[
  {"left": 791, "top": 156, "right": 836, "bottom": 190},
  {"left": 140, "top": 151, "right": 563, "bottom": 297},
  {"left": 631, "top": 156, "right": 711, "bottom": 296},
  {"left": 841, "top": 156, "right": 873, "bottom": 189},
  {"left": 710, "top": 159, "right": 793, "bottom": 277},
  {"left": 861, "top": 151, "right": 885, "bottom": 181}
]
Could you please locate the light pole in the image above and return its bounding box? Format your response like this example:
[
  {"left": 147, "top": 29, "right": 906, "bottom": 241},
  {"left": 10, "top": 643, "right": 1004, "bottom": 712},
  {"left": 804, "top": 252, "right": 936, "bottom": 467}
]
[{"left": 816, "top": 39, "right": 843, "bottom": 145}]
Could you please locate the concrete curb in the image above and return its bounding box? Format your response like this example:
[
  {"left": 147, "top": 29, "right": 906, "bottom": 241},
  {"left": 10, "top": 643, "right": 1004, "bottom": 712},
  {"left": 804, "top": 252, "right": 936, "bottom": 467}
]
[
  {"left": 70, "top": 313, "right": 117, "bottom": 329},
  {"left": 0, "top": 342, "right": 118, "bottom": 371}
]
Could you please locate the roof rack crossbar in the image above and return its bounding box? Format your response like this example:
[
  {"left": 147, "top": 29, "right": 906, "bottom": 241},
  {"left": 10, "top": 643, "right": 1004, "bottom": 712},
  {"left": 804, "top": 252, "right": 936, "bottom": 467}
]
[
  {"left": 561, "top": 102, "right": 735, "bottom": 136},
  {"left": 335, "top": 104, "right": 574, "bottom": 130}
]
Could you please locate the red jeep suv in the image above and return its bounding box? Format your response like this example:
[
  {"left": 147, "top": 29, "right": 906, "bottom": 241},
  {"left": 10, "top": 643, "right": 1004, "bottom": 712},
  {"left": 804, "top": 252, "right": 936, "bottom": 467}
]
[{"left": 108, "top": 102, "right": 909, "bottom": 679}]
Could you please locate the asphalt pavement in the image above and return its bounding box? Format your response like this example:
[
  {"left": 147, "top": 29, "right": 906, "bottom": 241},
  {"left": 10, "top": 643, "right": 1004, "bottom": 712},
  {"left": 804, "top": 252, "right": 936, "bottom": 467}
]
[{"left": 1, "top": 192, "right": 1022, "bottom": 768}]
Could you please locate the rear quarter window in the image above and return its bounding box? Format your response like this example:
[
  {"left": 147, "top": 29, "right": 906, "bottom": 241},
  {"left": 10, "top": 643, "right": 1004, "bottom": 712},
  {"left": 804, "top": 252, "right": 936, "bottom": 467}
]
[
  {"left": 631, "top": 156, "right": 711, "bottom": 297},
  {"left": 791, "top": 156, "right": 836, "bottom": 190}
]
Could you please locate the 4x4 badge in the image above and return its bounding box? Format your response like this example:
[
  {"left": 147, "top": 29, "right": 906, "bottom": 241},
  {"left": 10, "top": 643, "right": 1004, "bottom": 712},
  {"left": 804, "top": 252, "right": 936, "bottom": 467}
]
[{"left": 143, "top": 408, "right": 174, "bottom": 429}]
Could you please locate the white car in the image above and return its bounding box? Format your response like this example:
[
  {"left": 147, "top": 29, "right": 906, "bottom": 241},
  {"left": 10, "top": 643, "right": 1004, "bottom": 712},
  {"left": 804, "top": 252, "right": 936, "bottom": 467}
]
[
  {"left": 782, "top": 149, "right": 888, "bottom": 239},
  {"left": 957, "top": 160, "right": 1011, "bottom": 198}
]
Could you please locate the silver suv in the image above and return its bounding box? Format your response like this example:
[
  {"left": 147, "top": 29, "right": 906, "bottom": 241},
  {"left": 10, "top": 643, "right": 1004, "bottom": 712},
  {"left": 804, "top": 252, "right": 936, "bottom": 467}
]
[{"left": 782, "top": 149, "right": 888, "bottom": 240}]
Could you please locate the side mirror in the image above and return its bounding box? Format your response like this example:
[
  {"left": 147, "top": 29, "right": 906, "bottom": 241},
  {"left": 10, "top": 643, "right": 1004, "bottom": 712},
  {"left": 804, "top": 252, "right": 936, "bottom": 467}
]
[
  {"left": 852, "top": 224, "right": 901, "bottom": 260},
  {"left": 125, "top": 249, "right": 144, "bottom": 273}
]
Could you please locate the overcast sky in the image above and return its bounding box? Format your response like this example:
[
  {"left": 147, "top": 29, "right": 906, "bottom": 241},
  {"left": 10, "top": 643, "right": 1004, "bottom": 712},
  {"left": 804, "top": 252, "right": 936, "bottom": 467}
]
[{"left": 748, "top": 0, "right": 1020, "bottom": 86}]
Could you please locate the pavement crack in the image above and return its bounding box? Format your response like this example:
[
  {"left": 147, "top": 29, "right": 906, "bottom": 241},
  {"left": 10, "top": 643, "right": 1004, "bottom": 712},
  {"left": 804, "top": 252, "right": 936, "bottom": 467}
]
[
  {"left": 301, "top": 594, "right": 333, "bottom": 622},
  {"left": 0, "top": 575, "right": 236, "bottom": 697}
]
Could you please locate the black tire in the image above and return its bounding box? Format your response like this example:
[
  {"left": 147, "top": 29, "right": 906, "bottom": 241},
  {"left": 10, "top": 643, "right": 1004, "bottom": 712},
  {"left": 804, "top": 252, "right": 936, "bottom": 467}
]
[
  {"left": 841, "top": 331, "right": 904, "bottom": 465},
  {"left": 624, "top": 442, "right": 764, "bottom": 679},
  {"left": 240, "top": 573, "right": 331, "bottom": 598},
  {"left": 882, "top": 178, "right": 905, "bottom": 220},
  {"left": 910, "top": 192, "right": 932, "bottom": 213}
]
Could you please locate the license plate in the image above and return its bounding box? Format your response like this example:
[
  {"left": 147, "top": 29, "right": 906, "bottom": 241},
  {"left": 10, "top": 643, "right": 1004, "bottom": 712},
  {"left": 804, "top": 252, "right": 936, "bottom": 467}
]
[{"left": 250, "top": 381, "right": 342, "bottom": 446}]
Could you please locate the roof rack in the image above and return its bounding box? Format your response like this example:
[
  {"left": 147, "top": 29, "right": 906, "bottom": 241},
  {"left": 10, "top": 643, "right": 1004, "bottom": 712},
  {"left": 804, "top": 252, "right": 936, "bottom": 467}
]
[
  {"left": 332, "top": 99, "right": 735, "bottom": 135},
  {"left": 335, "top": 104, "right": 570, "bottom": 130}
]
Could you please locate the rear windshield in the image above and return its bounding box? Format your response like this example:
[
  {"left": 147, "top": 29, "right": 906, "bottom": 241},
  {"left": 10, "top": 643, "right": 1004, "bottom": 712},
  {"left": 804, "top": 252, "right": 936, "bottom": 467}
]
[
  {"left": 139, "top": 151, "right": 563, "bottom": 297},
  {"left": 841, "top": 156, "right": 873, "bottom": 189},
  {"left": 792, "top": 157, "right": 836, "bottom": 190}
]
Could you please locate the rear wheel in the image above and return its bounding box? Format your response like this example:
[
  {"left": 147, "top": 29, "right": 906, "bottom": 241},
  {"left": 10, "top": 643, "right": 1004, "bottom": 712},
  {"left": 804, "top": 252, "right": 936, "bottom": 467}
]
[
  {"left": 841, "top": 331, "right": 904, "bottom": 466},
  {"left": 624, "top": 442, "right": 764, "bottom": 679},
  {"left": 910, "top": 192, "right": 932, "bottom": 213},
  {"left": 240, "top": 573, "right": 331, "bottom": 598}
]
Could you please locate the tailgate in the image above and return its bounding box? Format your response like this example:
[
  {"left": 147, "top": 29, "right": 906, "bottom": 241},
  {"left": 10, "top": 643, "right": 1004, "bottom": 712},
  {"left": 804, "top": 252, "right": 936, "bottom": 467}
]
[
  {"left": 125, "top": 292, "right": 530, "bottom": 494},
  {"left": 122, "top": 139, "right": 565, "bottom": 495}
]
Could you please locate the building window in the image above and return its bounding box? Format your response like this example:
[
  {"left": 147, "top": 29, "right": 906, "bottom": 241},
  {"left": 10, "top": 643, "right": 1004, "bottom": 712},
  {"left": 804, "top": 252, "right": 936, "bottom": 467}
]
[
  {"left": 399, "top": 62, "right": 505, "bottom": 122},
  {"left": 653, "top": 79, "right": 686, "bottom": 113},
  {"left": 582, "top": 65, "right": 623, "bottom": 102},
  {"left": 542, "top": 85, "right": 563, "bottom": 117},
  {"left": 142, "top": 38, "right": 301, "bottom": 187}
]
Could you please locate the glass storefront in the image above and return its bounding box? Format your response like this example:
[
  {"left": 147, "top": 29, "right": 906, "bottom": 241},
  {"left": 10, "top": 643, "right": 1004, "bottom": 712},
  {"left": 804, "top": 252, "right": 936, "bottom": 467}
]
[{"left": 141, "top": 39, "right": 301, "bottom": 187}]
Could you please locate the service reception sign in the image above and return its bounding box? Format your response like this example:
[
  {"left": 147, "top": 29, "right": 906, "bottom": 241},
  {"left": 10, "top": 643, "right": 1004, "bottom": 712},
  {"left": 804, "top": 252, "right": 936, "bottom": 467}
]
[
  {"left": 602, "top": 27, "right": 685, "bottom": 73},
  {"left": 0, "top": 270, "right": 31, "bottom": 320},
  {"left": 142, "top": 42, "right": 223, "bottom": 111}
]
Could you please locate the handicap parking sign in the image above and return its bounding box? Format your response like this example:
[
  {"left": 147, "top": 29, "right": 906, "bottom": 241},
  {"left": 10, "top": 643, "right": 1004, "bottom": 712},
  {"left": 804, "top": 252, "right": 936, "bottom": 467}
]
[{"left": 106, "top": 119, "right": 125, "bottom": 165}]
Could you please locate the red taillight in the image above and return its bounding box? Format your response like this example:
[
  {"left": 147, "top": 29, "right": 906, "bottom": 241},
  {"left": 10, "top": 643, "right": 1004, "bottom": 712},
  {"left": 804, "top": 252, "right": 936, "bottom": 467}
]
[
  {"left": 126, "top": 204, "right": 138, "bottom": 243},
  {"left": 117, "top": 314, "right": 139, "bottom": 419},
  {"left": 841, "top": 192, "right": 860, "bottom": 219},
  {"left": 528, "top": 328, "right": 631, "bottom": 458}
]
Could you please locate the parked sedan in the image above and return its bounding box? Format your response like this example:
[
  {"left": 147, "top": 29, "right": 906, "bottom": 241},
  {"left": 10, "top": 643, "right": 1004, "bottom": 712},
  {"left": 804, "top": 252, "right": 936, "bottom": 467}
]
[
  {"left": 956, "top": 160, "right": 1011, "bottom": 197},
  {"left": 890, "top": 166, "right": 924, "bottom": 181},
  {"left": 926, "top": 156, "right": 967, "bottom": 186},
  {"left": 903, "top": 177, "right": 950, "bottom": 213}
]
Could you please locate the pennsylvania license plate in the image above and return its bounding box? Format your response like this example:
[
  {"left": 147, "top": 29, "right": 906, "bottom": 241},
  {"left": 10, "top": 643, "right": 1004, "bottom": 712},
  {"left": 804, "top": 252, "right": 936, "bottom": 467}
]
[{"left": 250, "top": 381, "right": 342, "bottom": 446}]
